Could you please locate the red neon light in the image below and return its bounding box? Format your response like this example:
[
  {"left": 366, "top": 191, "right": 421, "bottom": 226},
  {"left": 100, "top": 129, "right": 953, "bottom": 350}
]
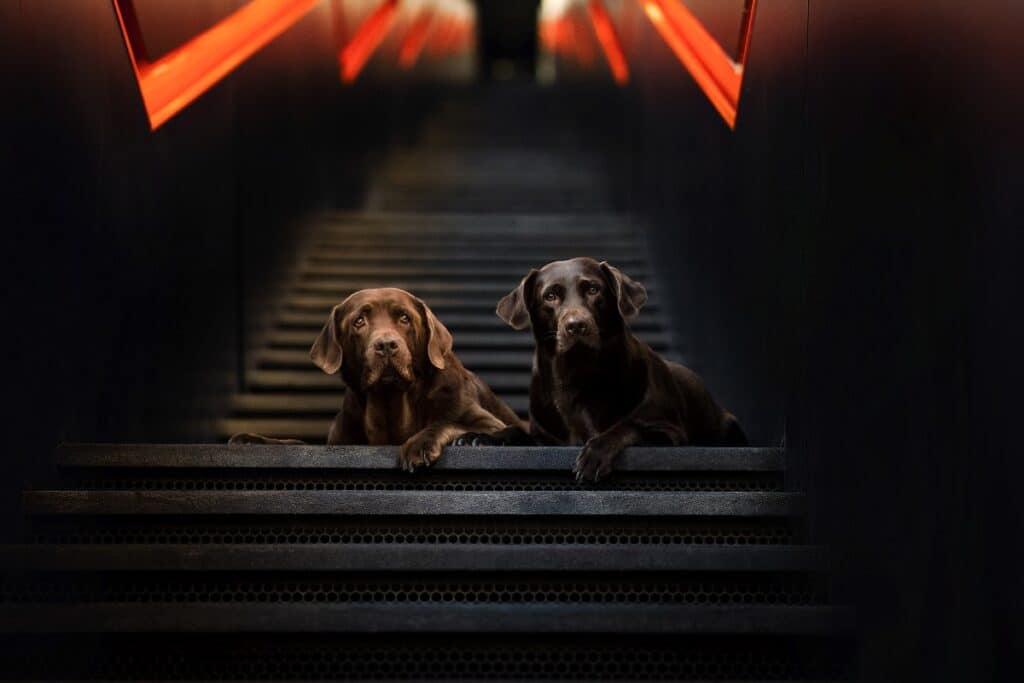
[
  {"left": 641, "top": 0, "right": 758, "bottom": 129},
  {"left": 398, "top": 10, "right": 436, "bottom": 70},
  {"left": 587, "top": 0, "right": 629, "bottom": 85},
  {"left": 736, "top": 0, "right": 758, "bottom": 65},
  {"left": 572, "top": 11, "right": 596, "bottom": 68},
  {"left": 424, "top": 16, "right": 453, "bottom": 58},
  {"left": 339, "top": 0, "right": 399, "bottom": 83},
  {"left": 424, "top": 15, "right": 472, "bottom": 59},
  {"left": 112, "top": 0, "right": 318, "bottom": 131}
]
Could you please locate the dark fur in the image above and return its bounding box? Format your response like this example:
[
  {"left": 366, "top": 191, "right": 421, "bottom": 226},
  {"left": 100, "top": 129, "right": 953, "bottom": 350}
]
[
  {"left": 478, "top": 257, "right": 746, "bottom": 481},
  {"left": 230, "top": 288, "right": 525, "bottom": 471}
]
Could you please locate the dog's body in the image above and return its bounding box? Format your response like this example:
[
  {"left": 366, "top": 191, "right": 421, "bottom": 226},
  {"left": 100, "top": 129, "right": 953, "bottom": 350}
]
[
  {"left": 487, "top": 257, "right": 745, "bottom": 480},
  {"left": 231, "top": 288, "right": 525, "bottom": 470}
]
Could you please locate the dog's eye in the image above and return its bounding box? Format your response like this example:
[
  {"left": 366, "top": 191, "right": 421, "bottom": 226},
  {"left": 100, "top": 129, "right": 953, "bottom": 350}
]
[
  {"left": 353, "top": 316, "right": 365, "bottom": 328},
  {"left": 586, "top": 285, "right": 600, "bottom": 296},
  {"left": 543, "top": 291, "right": 559, "bottom": 302},
  {"left": 398, "top": 313, "right": 411, "bottom": 325}
]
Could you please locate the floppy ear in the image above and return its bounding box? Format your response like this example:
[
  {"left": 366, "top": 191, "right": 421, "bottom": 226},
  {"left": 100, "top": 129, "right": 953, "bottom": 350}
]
[
  {"left": 415, "top": 297, "right": 453, "bottom": 370},
  {"left": 600, "top": 261, "right": 647, "bottom": 320},
  {"left": 310, "top": 304, "right": 344, "bottom": 374},
  {"left": 496, "top": 269, "right": 538, "bottom": 330}
]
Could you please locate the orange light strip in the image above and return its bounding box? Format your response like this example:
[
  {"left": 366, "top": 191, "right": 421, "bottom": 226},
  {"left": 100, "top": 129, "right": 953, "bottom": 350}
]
[
  {"left": 426, "top": 15, "right": 471, "bottom": 58},
  {"left": 572, "top": 10, "right": 596, "bottom": 67},
  {"left": 587, "top": 0, "right": 629, "bottom": 85},
  {"left": 398, "top": 9, "right": 436, "bottom": 70},
  {"left": 339, "top": 0, "right": 400, "bottom": 83},
  {"left": 112, "top": 0, "right": 318, "bottom": 131},
  {"left": 424, "top": 16, "right": 454, "bottom": 57},
  {"left": 737, "top": 0, "right": 758, "bottom": 65},
  {"left": 641, "top": 0, "right": 751, "bottom": 129}
]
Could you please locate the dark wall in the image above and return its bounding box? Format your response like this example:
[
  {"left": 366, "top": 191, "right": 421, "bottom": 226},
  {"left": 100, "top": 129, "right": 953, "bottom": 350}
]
[
  {"left": 620, "top": 0, "right": 1024, "bottom": 679},
  {"left": 0, "top": 0, "right": 428, "bottom": 527}
]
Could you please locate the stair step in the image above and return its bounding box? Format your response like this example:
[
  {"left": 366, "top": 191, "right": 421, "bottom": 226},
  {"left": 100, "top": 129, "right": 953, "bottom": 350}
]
[
  {"left": 295, "top": 264, "right": 652, "bottom": 280},
  {"left": 308, "top": 244, "right": 647, "bottom": 261},
  {"left": 228, "top": 392, "right": 531, "bottom": 416},
  {"left": 292, "top": 279, "right": 657, "bottom": 297},
  {"left": 255, "top": 348, "right": 531, "bottom": 369},
  {"left": 273, "top": 310, "right": 667, "bottom": 332},
  {"left": 0, "top": 543, "right": 826, "bottom": 572},
  {"left": 23, "top": 490, "right": 804, "bottom": 517},
  {"left": 53, "top": 444, "right": 786, "bottom": 471},
  {"left": 253, "top": 349, "right": 682, "bottom": 371},
  {"left": 245, "top": 369, "right": 529, "bottom": 392},
  {"left": 266, "top": 330, "right": 673, "bottom": 350},
  {"left": 312, "top": 237, "right": 641, "bottom": 251},
  {"left": 285, "top": 293, "right": 664, "bottom": 315},
  {"left": 0, "top": 604, "right": 851, "bottom": 635},
  {"left": 304, "top": 252, "right": 648, "bottom": 267},
  {"left": 215, "top": 417, "right": 337, "bottom": 440},
  {"left": 320, "top": 211, "right": 632, "bottom": 228}
]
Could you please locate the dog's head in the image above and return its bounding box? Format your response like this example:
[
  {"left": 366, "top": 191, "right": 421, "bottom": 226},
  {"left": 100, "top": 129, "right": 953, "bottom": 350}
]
[
  {"left": 310, "top": 288, "right": 452, "bottom": 393},
  {"left": 496, "top": 257, "right": 647, "bottom": 355}
]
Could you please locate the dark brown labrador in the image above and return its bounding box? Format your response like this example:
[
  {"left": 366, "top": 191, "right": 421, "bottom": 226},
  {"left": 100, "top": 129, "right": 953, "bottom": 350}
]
[
  {"left": 475, "top": 257, "right": 746, "bottom": 481},
  {"left": 230, "top": 287, "right": 525, "bottom": 471}
]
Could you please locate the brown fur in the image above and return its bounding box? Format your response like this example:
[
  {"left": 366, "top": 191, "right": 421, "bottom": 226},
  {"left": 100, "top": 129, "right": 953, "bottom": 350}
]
[
  {"left": 492, "top": 257, "right": 746, "bottom": 481},
  {"left": 230, "top": 288, "right": 525, "bottom": 470}
]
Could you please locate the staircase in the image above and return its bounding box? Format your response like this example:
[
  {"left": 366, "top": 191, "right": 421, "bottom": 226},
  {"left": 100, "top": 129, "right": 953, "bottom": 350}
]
[
  {"left": 220, "top": 87, "right": 670, "bottom": 443},
  {"left": 0, "top": 86, "right": 855, "bottom": 679},
  {"left": 219, "top": 211, "right": 673, "bottom": 442}
]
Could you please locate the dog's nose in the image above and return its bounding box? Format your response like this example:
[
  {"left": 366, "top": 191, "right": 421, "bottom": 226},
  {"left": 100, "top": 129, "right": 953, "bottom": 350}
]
[
  {"left": 373, "top": 337, "right": 400, "bottom": 355},
  {"left": 565, "top": 318, "right": 589, "bottom": 336}
]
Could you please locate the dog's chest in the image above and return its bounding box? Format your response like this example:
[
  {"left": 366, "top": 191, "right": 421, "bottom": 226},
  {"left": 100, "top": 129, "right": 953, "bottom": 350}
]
[
  {"left": 363, "top": 394, "right": 419, "bottom": 445},
  {"left": 554, "top": 379, "right": 620, "bottom": 440},
  {"left": 552, "top": 363, "right": 644, "bottom": 442}
]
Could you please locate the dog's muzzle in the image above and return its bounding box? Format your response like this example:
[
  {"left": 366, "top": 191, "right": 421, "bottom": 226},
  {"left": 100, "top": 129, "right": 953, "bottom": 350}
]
[{"left": 556, "top": 310, "right": 599, "bottom": 352}]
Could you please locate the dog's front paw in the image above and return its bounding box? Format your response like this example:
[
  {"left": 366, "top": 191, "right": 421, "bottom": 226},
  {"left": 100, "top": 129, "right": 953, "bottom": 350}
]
[
  {"left": 229, "top": 432, "right": 270, "bottom": 445},
  {"left": 452, "top": 432, "right": 504, "bottom": 446},
  {"left": 399, "top": 433, "right": 444, "bottom": 472},
  {"left": 453, "top": 426, "right": 534, "bottom": 446},
  {"left": 573, "top": 438, "right": 619, "bottom": 482}
]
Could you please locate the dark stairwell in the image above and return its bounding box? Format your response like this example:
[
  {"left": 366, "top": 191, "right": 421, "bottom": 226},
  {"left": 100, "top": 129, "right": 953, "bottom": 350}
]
[
  {"left": 3, "top": 1, "right": 1023, "bottom": 681},
  {"left": 0, "top": 85, "right": 855, "bottom": 680}
]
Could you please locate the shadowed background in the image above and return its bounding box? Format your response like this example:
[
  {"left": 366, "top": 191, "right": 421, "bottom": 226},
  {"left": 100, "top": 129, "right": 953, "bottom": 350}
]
[{"left": 1, "top": 0, "right": 1022, "bottom": 679}]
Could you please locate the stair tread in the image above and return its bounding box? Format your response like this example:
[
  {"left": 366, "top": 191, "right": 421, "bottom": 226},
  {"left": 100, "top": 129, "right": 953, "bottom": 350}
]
[
  {"left": 23, "top": 490, "right": 804, "bottom": 517},
  {"left": 54, "top": 444, "right": 785, "bottom": 471},
  {"left": 228, "top": 392, "right": 531, "bottom": 415},
  {"left": 245, "top": 369, "right": 530, "bottom": 392},
  {"left": 274, "top": 310, "right": 666, "bottom": 331},
  {"left": 266, "top": 330, "right": 673, "bottom": 349},
  {"left": 285, "top": 294, "right": 663, "bottom": 314},
  {"left": 0, "top": 543, "right": 826, "bottom": 572},
  {"left": 291, "top": 280, "right": 658, "bottom": 295},
  {"left": 0, "top": 603, "right": 852, "bottom": 635}
]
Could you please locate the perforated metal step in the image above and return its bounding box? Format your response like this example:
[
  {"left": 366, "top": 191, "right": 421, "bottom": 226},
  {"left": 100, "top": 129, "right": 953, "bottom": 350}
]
[{"left": 2, "top": 442, "right": 851, "bottom": 678}]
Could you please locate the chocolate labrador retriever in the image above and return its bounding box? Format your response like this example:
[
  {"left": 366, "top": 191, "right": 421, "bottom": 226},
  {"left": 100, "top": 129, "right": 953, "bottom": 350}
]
[
  {"left": 466, "top": 257, "right": 746, "bottom": 481},
  {"left": 230, "top": 287, "right": 525, "bottom": 471}
]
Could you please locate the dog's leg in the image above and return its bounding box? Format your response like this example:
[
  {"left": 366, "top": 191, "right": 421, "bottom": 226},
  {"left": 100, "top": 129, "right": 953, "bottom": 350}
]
[
  {"left": 400, "top": 423, "right": 483, "bottom": 471},
  {"left": 400, "top": 411, "right": 506, "bottom": 471},
  {"left": 228, "top": 433, "right": 305, "bottom": 445},
  {"left": 452, "top": 425, "right": 535, "bottom": 446},
  {"left": 574, "top": 417, "right": 687, "bottom": 482},
  {"left": 720, "top": 414, "right": 748, "bottom": 446},
  {"left": 573, "top": 423, "right": 640, "bottom": 482}
]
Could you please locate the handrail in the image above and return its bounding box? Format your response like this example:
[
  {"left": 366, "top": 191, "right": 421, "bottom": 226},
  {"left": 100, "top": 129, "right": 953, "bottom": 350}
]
[
  {"left": 641, "top": 0, "right": 758, "bottom": 129},
  {"left": 337, "top": 0, "right": 400, "bottom": 83},
  {"left": 112, "top": 0, "right": 319, "bottom": 130},
  {"left": 398, "top": 9, "right": 437, "bottom": 70},
  {"left": 587, "top": 0, "right": 629, "bottom": 85}
]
